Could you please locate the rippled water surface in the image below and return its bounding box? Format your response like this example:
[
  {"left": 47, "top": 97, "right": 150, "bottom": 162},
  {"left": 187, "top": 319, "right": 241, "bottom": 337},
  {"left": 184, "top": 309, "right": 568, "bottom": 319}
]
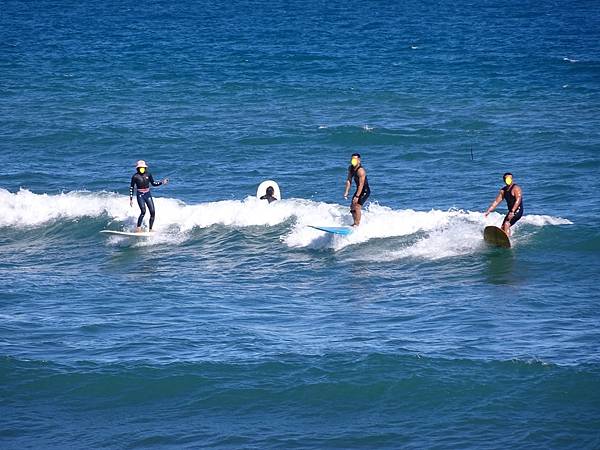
[{"left": 1, "top": 0, "right": 600, "bottom": 448}]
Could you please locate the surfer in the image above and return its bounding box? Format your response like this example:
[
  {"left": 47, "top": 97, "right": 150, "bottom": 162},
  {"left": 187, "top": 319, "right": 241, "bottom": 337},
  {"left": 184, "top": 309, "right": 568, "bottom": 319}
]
[
  {"left": 343, "top": 153, "right": 370, "bottom": 226},
  {"left": 260, "top": 186, "right": 278, "bottom": 203},
  {"left": 129, "top": 160, "right": 169, "bottom": 232},
  {"left": 484, "top": 172, "right": 523, "bottom": 235}
]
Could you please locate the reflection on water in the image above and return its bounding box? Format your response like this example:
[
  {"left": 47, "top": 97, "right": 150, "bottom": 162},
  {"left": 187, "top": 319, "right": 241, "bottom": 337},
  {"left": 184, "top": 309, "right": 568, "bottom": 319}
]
[{"left": 484, "top": 249, "right": 516, "bottom": 285}]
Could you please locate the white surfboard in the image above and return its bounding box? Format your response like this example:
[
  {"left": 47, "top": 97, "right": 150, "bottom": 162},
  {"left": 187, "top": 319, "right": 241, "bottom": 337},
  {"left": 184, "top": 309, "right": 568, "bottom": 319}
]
[
  {"left": 100, "top": 230, "right": 154, "bottom": 237},
  {"left": 256, "top": 180, "right": 281, "bottom": 201}
]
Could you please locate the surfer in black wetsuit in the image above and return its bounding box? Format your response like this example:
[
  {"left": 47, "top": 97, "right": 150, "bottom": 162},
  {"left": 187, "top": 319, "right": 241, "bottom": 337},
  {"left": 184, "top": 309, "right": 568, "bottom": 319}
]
[
  {"left": 484, "top": 172, "right": 523, "bottom": 235},
  {"left": 129, "top": 160, "right": 169, "bottom": 232},
  {"left": 260, "top": 186, "right": 277, "bottom": 203},
  {"left": 343, "top": 153, "right": 370, "bottom": 226}
]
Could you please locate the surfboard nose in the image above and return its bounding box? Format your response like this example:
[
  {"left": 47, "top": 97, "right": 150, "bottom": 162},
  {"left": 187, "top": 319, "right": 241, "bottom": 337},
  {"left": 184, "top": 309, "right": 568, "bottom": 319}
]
[{"left": 484, "top": 225, "right": 511, "bottom": 248}]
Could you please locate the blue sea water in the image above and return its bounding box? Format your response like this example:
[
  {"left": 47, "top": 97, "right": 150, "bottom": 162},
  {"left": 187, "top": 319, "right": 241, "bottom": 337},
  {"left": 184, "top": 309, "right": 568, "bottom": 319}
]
[{"left": 1, "top": 0, "right": 600, "bottom": 448}]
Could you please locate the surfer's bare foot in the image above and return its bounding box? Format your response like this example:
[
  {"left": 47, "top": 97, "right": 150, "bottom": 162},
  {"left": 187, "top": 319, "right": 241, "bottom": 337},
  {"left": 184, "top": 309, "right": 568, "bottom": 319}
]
[{"left": 135, "top": 227, "right": 142, "bottom": 233}]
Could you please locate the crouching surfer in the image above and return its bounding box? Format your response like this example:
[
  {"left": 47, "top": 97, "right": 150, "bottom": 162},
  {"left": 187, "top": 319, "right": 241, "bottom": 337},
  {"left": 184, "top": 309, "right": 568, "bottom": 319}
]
[{"left": 129, "top": 160, "right": 169, "bottom": 232}]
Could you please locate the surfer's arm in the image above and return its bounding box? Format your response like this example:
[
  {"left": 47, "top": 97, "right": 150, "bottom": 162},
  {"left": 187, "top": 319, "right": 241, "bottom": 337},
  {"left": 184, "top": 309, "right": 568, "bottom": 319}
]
[
  {"left": 129, "top": 176, "right": 136, "bottom": 205},
  {"left": 149, "top": 173, "right": 163, "bottom": 187},
  {"left": 484, "top": 190, "right": 504, "bottom": 216},
  {"left": 343, "top": 169, "right": 352, "bottom": 199}
]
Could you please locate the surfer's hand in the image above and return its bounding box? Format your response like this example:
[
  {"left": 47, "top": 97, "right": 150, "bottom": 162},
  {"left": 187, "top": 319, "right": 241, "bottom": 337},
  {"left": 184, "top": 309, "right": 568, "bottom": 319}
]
[
  {"left": 484, "top": 211, "right": 489, "bottom": 217},
  {"left": 508, "top": 212, "right": 514, "bottom": 218},
  {"left": 352, "top": 196, "right": 358, "bottom": 205},
  {"left": 344, "top": 194, "right": 348, "bottom": 200},
  {"left": 162, "top": 178, "right": 169, "bottom": 185}
]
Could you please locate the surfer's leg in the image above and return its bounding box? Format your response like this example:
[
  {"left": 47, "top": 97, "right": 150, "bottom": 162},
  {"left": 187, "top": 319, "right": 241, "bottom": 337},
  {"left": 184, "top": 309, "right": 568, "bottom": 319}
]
[
  {"left": 351, "top": 193, "right": 368, "bottom": 226},
  {"left": 353, "top": 204, "right": 362, "bottom": 226},
  {"left": 504, "top": 209, "right": 523, "bottom": 234},
  {"left": 146, "top": 195, "right": 156, "bottom": 230},
  {"left": 501, "top": 216, "right": 512, "bottom": 235},
  {"left": 502, "top": 209, "right": 522, "bottom": 235},
  {"left": 136, "top": 193, "right": 146, "bottom": 229},
  {"left": 511, "top": 209, "right": 523, "bottom": 225}
]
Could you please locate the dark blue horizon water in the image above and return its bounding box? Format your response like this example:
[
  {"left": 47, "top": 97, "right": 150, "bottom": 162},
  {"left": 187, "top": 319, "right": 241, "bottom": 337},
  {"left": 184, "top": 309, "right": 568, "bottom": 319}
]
[{"left": 2, "top": 0, "right": 600, "bottom": 448}]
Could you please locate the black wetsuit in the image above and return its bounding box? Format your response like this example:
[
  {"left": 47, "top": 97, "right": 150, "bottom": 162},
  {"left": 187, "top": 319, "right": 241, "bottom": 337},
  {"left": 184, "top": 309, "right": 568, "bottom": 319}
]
[
  {"left": 350, "top": 165, "right": 371, "bottom": 206},
  {"left": 502, "top": 184, "right": 523, "bottom": 226},
  {"left": 130, "top": 172, "right": 163, "bottom": 229}
]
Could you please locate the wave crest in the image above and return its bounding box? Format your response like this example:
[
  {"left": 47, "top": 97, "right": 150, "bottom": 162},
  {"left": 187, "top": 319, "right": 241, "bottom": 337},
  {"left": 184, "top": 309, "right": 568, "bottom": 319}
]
[{"left": 0, "top": 189, "right": 572, "bottom": 257}]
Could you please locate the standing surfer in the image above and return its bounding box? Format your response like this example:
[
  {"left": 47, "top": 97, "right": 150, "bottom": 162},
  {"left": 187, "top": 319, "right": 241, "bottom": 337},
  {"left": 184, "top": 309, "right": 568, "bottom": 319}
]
[
  {"left": 484, "top": 172, "right": 523, "bottom": 235},
  {"left": 129, "top": 160, "right": 169, "bottom": 232},
  {"left": 343, "top": 153, "right": 371, "bottom": 227}
]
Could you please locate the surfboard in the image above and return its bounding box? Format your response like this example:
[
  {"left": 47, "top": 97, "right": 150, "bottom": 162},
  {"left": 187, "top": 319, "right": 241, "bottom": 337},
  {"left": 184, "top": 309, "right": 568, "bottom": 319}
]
[
  {"left": 483, "top": 225, "right": 511, "bottom": 248},
  {"left": 256, "top": 180, "right": 281, "bottom": 201},
  {"left": 100, "top": 230, "right": 154, "bottom": 237},
  {"left": 309, "top": 225, "right": 353, "bottom": 236}
]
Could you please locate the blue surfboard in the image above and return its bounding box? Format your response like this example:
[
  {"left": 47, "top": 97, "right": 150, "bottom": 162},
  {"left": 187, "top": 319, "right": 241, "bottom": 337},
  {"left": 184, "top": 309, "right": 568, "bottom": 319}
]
[{"left": 309, "top": 225, "right": 353, "bottom": 236}]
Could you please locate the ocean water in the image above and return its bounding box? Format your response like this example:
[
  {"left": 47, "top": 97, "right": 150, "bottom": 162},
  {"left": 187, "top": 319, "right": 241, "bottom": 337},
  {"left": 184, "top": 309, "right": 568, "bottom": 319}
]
[{"left": 1, "top": 0, "right": 600, "bottom": 448}]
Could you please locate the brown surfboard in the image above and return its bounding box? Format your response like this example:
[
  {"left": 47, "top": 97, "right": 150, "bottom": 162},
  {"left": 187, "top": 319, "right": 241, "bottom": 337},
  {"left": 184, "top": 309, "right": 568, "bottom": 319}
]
[{"left": 483, "top": 225, "right": 511, "bottom": 248}]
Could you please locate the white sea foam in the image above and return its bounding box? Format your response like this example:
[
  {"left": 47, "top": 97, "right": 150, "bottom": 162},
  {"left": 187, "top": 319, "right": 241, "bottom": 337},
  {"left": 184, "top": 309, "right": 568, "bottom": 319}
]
[
  {"left": 0, "top": 188, "right": 131, "bottom": 227},
  {"left": 0, "top": 188, "right": 298, "bottom": 230},
  {"left": 563, "top": 57, "right": 579, "bottom": 63},
  {"left": 283, "top": 203, "right": 459, "bottom": 251},
  {"left": 284, "top": 206, "right": 573, "bottom": 258},
  {"left": 519, "top": 214, "right": 572, "bottom": 227},
  {"left": 0, "top": 189, "right": 573, "bottom": 255}
]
